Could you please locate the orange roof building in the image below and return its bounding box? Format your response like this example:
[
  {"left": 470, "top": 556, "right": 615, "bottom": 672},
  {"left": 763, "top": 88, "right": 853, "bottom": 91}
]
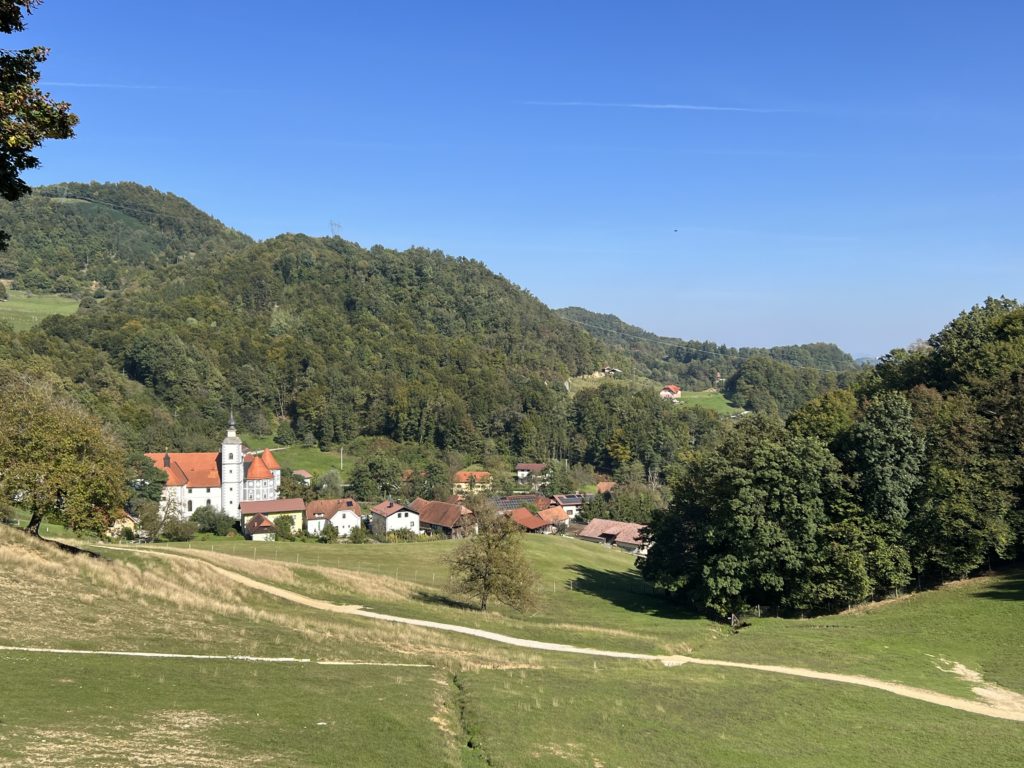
[{"left": 145, "top": 416, "right": 283, "bottom": 521}]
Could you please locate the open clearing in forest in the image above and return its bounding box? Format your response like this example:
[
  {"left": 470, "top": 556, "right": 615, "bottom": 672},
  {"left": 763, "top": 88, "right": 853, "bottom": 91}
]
[
  {"left": 3, "top": 526, "right": 1023, "bottom": 767},
  {"left": 0, "top": 289, "right": 79, "bottom": 331}
]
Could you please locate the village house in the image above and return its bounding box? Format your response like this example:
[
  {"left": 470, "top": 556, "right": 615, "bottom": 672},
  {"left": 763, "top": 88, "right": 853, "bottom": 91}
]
[
  {"left": 306, "top": 498, "right": 362, "bottom": 538},
  {"left": 409, "top": 498, "right": 477, "bottom": 538},
  {"left": 292, "top": 469, "right": 313, "bottom": 485},
  {"left": 507, "top": 505, "right": 569, "bottom": 534},
  {"left": 659, "top": 385, "right": 682, "bottom": 401},
  {"left": 240, "top": 498, "right": 306, "bottom": 539},
  {"left": 576, "top": 518, "right": 649, "bottom": 556},
  {"left": 550, "top": 493, "right": 585, "bottom": 519},
  {"left": 245, "top": 513, "right": 277, "bottom": 541},
  {"left": 145, "top": 416, "right": 282, "bottom": 520},
  {"left": 452, "top": 471, "right": 492, "bottom": 495},
  {"left": 369, "top": 500, "right": 420, "bottom": 536},
  {"left": 514, "top": 463, "right": 548, "bottom": 486}
]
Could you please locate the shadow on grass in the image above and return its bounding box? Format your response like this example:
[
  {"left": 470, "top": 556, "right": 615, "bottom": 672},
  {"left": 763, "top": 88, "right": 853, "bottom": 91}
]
[
  {"left": 412, "top": 590, "right": 479, "bottom": 612},
  {"left": 566, "top": 564, "right": 696, "bottom": 620},
  {"left": 972, "top": 570, "right": 1024, "bottom": 601}
]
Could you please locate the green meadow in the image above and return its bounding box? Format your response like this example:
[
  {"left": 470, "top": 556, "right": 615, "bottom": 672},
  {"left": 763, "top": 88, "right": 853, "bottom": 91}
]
[
  {"left": 0, "top": 289, "right": 79, "bottom": 331},
  {"left": 3, "top": 526, "right": 1023, "bottom": 767}
]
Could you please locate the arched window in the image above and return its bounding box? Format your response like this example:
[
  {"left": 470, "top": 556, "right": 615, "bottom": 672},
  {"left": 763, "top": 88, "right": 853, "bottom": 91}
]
[{"left": 188, "top": 500, "right": 193, "bottom": 512}]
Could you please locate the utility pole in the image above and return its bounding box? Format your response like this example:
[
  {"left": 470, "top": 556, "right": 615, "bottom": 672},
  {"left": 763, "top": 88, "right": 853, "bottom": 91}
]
[
  {"left": 339, "top": 446, "right": 344, "bottom": 472},
  {"left": 329, "top": 220, "right": 342, "bottom": 237}
]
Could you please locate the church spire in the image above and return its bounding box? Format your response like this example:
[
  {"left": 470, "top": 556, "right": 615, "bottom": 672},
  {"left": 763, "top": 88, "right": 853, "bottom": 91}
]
[{"left": 228, "top": 408, "right": 236, "bottom": 430}]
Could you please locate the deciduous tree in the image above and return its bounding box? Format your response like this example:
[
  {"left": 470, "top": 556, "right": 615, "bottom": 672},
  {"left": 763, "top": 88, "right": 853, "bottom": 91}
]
[{"left": 446, "top": 508, "right": 537, "bottom": 612}]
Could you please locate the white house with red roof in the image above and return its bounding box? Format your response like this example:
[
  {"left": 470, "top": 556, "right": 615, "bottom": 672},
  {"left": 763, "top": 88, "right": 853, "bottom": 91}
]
[
  {"left": 306, "top": 498, "right": 362, "bottom": 537},
  {"left": 145, "top": 415, "right": 283, "bottom": 520},
  {"left": 659, "top": 385, "right": 682, "bottom": 400},
  {"left": 369, "top": 500, "right": 420, "bottom": 536}
]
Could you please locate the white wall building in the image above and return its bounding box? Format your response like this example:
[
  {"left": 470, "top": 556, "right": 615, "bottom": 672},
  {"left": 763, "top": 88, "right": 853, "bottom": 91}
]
[{"left": 145, "top": 416, "right": 282, "bottom": 520}]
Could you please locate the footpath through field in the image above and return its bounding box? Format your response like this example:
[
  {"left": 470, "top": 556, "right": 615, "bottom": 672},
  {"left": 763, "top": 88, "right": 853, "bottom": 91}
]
[{"left": 95, "top": 544, "right": 1024, "bottom": 723}]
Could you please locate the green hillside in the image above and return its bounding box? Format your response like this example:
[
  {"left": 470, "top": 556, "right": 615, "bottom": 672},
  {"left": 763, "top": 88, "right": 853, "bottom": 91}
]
[
  {"left": 0, "top": 288, "right": 79, "bottom": 331},
  {"left": 3, "top": 527, "right": 1024, "bottom": 767},
  {"left": 557, "top": 306, "right": 860, "bottom": 416}
]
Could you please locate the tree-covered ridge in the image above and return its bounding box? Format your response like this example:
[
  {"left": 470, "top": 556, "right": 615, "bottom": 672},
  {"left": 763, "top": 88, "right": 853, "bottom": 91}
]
[
  {"left": 0, "top": 181, "right": 251, "bottom": 292},
  {"left": 38, "top": 228, "right": 605, "bottom": 456},
  {"left": 642, "top": 298, "right": 1024, "bottom": 616},
  {"left": 556, "top": 305, "right": 858, "bottom": 415}
]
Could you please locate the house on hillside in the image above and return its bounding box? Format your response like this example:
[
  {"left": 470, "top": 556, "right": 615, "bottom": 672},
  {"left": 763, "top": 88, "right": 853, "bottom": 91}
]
[
  {"left": 577, "top": 518, "right": 649, "bottom": 556},
  {"left": 659, "top": 385, "right": 682, "bottom": 401},
  {"left": 409, "top": 498, "right": 477, "bottom": 538},
  {"left": 452, "top": 471, "right": 492, "bottom": 495},
  {"left": 245, "top": 513, "right": 277, "bottom": 542},
  {"left": 292, "top": 469, "right": 313, "bottom": 486},
  {"left": 508, "top": 507, "right": 557, "bottom": 535},
  {"left": 306, "top": 498, "right": 362, "bottom": 538},
  {"left": 240, "top": 498, "right": 306, "bottom": 538},
  {"left": 145, "top": 415, "right": 282, "bottom": 520},
  {"left": 515, "top": 463, "right": 548, "bottom": 486},
  {"left": 369, "top": 500, "right": 420, "bottom": 536},
  {"left": 550, "top": 494, "right": 584, "bottom": 519}
]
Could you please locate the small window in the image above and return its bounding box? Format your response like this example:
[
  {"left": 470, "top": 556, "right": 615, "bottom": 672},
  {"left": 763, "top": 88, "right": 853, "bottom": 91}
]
[
  {"left": 229, "top": 453, "right": 234, "bottom": 460},
  {"left": 188, "top": 500, "right": 193, "bottom": 512},
  {"left": 188, "top": 488, "right": 192, "bottom": 494}
]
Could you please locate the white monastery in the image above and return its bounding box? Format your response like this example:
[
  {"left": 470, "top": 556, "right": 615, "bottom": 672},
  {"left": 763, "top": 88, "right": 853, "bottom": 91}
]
[{"left": 145, "top": 415, "right": 282, "bottom": 520}]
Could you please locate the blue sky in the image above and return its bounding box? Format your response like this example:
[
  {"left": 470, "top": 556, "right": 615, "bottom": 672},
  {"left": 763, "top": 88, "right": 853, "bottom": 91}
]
[{"left": 14, "top": 1, "right": 1024, "bottom": 356}]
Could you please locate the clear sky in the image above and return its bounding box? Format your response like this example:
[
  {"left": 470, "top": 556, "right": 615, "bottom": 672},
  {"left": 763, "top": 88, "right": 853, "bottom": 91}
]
[{"left": 13, "top": 1, "right": 1024, "bottom": 356}]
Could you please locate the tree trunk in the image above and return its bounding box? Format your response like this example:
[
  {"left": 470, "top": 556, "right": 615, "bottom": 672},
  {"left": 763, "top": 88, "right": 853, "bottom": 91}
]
[
  {"left": 480, "top": 592, "right": 488, "bottom": 611},
  {"left": 25, "top": 510, "right": 44, "bottom": 537}
]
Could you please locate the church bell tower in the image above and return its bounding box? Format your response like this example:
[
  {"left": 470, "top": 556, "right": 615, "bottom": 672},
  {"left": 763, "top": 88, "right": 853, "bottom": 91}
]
[{"left": 221, "top": 411, "right": 244, "bottom": 519}]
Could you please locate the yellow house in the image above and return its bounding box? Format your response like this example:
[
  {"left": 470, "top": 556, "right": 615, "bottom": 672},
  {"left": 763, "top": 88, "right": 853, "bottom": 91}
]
[
  {"left": 452, "top": 470, "right": 493, "bottom": 495},
  {"left": 240, "top": 498, "right": 306, "bottom": 539}
]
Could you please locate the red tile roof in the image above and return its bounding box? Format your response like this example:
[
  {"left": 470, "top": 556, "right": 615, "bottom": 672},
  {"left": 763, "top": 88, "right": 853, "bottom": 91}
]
[
  {"left": 508, "top": 507, "right": 553, "bottom": 531},
  {"left": 258, "top": 450, "right": 281, "bottom": 471},
  {"left": 662, "top": 385, "right": 682, "bottom": 393},
  {"left": 515, "top": 463, "right": 547, "bottom": 473},
  {"left": 245, "top": 513, "right": 275, "bottom": 533},
  {"left": 453, "top": 471, "right": 491, "bottom": 484},
  {"left": 538, "top": 506, "right": 569, "bottom": 525},
  {"left": 292, "top": 469, "right": 313, "bottom": 478},
  {"left": 596, "top": 481, "right": 616, "bottom": 495},
  {"left": 145, "top": 452, "right": 220, "bottom": 488},
  {"left": 244, "top": 453, "right": 273, "bottom": 481},
  {"left": 576, "top": 518, "right": 646, "bottom": 547},
  {"left": 409, "top": 498, "right": 474, "bottom": 530},
  {"left": 240, "top": 498, "right": 306, "bottom": 516},
  {"left": 370, "top": 500, "right": 413, "bottom": 518},
  {"left": 306, "top": 498, "right": 361, "bottom": 521}
]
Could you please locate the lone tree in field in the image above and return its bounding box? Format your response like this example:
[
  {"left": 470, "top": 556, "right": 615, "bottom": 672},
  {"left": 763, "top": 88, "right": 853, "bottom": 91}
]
[
  {"left": 1, "top": 0, "right": 78, "bottom": 252},
  {"left": 0, "top": 368, "right": 128, "bottom": 536},
  {"left": 446, "top": 508, "right": 538, "bottom": 612}
]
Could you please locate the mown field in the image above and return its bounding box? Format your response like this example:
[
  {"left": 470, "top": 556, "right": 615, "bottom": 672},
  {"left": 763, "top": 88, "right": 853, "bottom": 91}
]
[
  {"left": 0, "top": 289, "right": 79, "bottom": 331},
  {"left": 2, "top": 525, "right": 1023, "bottom": 767},
  {"left": 568, "top": 374, "right": 741, "bottom": 415}
]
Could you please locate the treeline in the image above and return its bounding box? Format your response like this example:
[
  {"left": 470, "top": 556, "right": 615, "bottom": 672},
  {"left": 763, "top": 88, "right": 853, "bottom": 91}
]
[
  {"left": 556, "top": 306, "right": 859, "bottom": 415},
  {"left": 642, "top": 298, "right": 1024, "bottom": 617}
]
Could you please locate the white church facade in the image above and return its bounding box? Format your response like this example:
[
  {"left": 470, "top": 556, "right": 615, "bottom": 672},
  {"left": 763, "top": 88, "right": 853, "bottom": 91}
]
[{"left": 145, "top": 416, "right": 282, "bottom": 520}]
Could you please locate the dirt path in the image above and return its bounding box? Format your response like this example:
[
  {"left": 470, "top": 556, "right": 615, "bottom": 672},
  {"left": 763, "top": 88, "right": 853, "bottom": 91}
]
[
  {"left": 0, "top": 645, "right": 430, "bottom": 667},
  {"left": 96, "top": 545, "right": 1024, "bottom": 723}
]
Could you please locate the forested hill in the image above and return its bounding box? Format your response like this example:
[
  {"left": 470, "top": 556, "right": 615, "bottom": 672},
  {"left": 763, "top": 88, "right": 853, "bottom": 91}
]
[
  {"left": 0, "top": 182, "right": 252, "bottom": 293},
  {"left": 0, "top": 182, "right": 610, "bottom": 455},
  {"left": 557, "top": 306, "right": 860, "bottom": 415}
]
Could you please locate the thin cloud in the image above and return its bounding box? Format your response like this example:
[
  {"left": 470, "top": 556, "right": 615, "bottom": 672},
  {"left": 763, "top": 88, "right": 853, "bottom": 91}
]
[{"left": 525, "top": 100, "right": 792, "bottom": 113}]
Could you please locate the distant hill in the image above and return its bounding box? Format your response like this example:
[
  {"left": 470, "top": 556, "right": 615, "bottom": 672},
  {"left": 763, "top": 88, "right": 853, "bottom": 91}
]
[{"left": 556, "top": 306, "right": 859, "bottom": 415}]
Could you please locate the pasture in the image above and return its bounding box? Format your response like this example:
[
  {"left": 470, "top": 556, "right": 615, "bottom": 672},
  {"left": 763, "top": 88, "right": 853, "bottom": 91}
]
[{"left": 2, "top": 525, "right": 1023, "bottom": 767}]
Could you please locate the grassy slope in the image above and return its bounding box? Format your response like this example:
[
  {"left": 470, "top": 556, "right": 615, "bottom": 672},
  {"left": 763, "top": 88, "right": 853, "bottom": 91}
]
[
  {"left": 241, "top": 432, "right": 346, "bottom": 478},
  {"left": 0, "top": 289, "right": 79, "bottom": 331},
  {"left": 158, "top": 536, "right": 1024, "bottom": 696},
  {"left": 4, "top": 527, "right": 1024, "bottom": 766},
  {"left": 568, "top": 374, "right": 741, "bottom": 414}
]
